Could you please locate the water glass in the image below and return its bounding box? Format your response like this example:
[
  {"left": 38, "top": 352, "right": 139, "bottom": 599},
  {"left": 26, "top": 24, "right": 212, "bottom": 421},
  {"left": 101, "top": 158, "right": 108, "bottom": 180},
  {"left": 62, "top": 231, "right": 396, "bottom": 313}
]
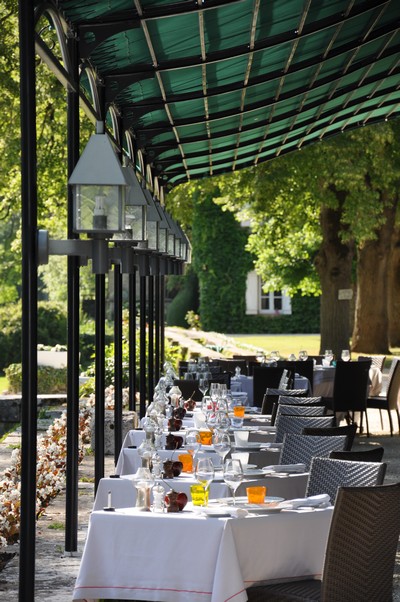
[
  {"left": 341, "top": 349, "right": 350, "bottom": 362},
  {"left": 223, "top": 459, "right": 244, "bottom": 505}
]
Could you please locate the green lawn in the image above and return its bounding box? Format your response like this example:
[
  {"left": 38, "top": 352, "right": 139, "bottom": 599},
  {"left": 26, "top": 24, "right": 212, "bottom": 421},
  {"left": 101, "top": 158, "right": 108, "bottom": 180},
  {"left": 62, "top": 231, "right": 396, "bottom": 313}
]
[
  {"left": 0, "top": 376, "right": 8, "bottom": 394},
  {"left": 231, "top": 334, "right": 322, "bottom": 358}
]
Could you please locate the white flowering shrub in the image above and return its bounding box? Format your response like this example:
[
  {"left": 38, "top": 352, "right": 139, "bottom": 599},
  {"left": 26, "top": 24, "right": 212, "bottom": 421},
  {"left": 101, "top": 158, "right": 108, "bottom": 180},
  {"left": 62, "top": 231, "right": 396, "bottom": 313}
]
[{"left": 0, "top": 404, "right": 92, "bottom": 554}]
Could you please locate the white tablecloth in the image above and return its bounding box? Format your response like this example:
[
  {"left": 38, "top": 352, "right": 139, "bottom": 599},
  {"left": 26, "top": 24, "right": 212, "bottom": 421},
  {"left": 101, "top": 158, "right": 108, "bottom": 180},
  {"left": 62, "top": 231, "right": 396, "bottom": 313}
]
[
  {"left": 93, "top": 472, "right": 308, "bottom": 511},
  {"left": 73, "top": 505, "right": 333, "bottom": 602}
]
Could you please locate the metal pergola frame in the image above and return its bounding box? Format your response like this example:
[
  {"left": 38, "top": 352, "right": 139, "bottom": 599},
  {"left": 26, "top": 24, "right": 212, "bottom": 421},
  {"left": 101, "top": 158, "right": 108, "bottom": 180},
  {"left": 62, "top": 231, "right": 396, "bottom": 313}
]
[{"left": 18, "top": 0, "right": 400, "bottom": 599}]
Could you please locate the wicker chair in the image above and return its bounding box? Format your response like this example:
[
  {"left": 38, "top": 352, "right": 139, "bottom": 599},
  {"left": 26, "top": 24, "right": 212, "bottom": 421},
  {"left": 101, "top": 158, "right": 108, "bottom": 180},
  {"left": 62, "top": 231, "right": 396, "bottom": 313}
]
[
  {"left": 247, "top": 482, "right": 400, "bottom": 602},
  {"left": 367, "top": 357, "right": 400, "bottom": 436},
  {"left": 275, "top": 403, "right": 326, "bottom": 424},
  {"left": 270, "top": 396, "right": 325, "bottom": 425},
  {"left": 302, "top": 423, "right": 358, "bottom": 451},
  {"left": 331, "top": 359, "right": 372, "bottom": 435},
  {"left": 281, "top": 433, "right": 348, "bottom": 470},
  {"left": 173, "top": 379, "right": 203, "bottom": 402},
  {"left": 330, "top": 446, "right": 385, "bottom": 462},
  {"left": 275, "top": 415, "right": 335, "bottom": 444},
  {"left": 306, "top": 457, "right": 387, "bottom": 504},
  {"left": 261, "top": 388, "right": 307, "bottom": 415},
  {"left": 358, "top": 354, "right": 386, "bottom": 371}
]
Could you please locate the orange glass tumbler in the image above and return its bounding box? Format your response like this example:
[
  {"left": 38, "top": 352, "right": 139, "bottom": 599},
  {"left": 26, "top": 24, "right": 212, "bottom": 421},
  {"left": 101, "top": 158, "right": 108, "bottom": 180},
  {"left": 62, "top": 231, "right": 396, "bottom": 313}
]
[
  {"left": 178, "top": 453, "right": 193, "bottom": 473},
  {"left": 233, "top": 405, "right": 245, "bottom": 418},
  {"left": 246, "top": 486, "right": 267, "bottom": 504},
  {"left": 199, "top": 430, "right": 213, "bottom": 445}
]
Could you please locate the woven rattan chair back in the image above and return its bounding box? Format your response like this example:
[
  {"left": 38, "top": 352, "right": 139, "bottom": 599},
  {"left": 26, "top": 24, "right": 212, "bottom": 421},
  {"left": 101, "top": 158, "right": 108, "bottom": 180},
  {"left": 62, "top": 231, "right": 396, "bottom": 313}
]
[
  {"left": 261, "top": 388, "right": 307, "bottom": 415},
  {"left": 275, "top": 403, "right": 325, "bottom": 422},
  {"left": 281, "top": 434, "right": 348, "bottom": 470},
  {"left": 329, "top": 446, "right": 384, "bottom": 462},
  {"left": 275, "top": 415, "right": 335, "bottom": 443},
  {"left": 302, "top": 423, "right": 357, "bottom": 451},
  {"left": 358, "top": 354, "right": 386, "bottom": 371},
  {"left": 253, "top": 368, "right": 290, "bottom": 408},
  {"left": 278, "top": 395, "right": 323, "bottom": 405},
  {"left": 306, "top": 457, "right": 387, "bottom": 504},
  {"left": 246, "top": 483, "right": 400, "bottom": 602},
  {"left": 321, "top": 483, "right": 400, "bottom": 601}
]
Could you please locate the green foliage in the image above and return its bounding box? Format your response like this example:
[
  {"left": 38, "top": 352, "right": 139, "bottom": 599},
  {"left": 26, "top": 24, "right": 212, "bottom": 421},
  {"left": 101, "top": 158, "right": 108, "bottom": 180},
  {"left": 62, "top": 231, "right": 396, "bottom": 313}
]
[
  {"left": 5, "top": 363, "right": 67, "bottom": 394},
  {"left": 0, "top": 301, "right": 67, "bottom": 372},
  {"left": 190, "top": 184, "right": 253, "bottom": 332},
  {"left": 166, "top": 268, "right": 199, "bottom": 327}
]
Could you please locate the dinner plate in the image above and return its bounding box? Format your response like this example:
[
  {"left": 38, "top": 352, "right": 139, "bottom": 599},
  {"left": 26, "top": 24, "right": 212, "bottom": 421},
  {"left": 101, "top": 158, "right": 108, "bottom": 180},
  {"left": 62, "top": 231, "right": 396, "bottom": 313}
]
[
  {"left": 194, "top": 507, "right": 231, "bottom": 518},
  {"left": 234, "top": 442, "right": 262, "bottom": 450}
]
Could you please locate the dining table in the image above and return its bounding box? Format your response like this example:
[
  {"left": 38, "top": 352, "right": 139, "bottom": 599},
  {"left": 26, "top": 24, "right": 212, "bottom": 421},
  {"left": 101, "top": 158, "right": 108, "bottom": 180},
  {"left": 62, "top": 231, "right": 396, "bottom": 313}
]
[
  {"left": 73, "top": 503, "right": 333, "bottom": 602},
  {"left": 93, "top": 468, "right": 309, "bottom": 511}
]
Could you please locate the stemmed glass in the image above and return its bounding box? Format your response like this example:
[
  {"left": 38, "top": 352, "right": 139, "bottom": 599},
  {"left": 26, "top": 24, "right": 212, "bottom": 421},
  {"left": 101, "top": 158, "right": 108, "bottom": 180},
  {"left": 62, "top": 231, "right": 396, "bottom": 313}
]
[
  {"left": 199, "top": 376, "right": 209, "bottom": 397},
  {"left": 299, "top": 350, "right": 308, "bottom": 361},
  {"left": 209, "top": 383, "right": 219, "bottom": 407},
  {"left": 341, "top": 349, "right": 350, "bottom": 362},
  {"left": 212, "top": 430, "right": 231, "bottom": 463},
  {"left": 185, "top": 429, "right": 201, "bottom": 462},
  {"left": 324, "top": 349, "right": 333, "bottom": 365},
  {"left": 195, "top": 457, "right": 215, "bottom": 506},
  {"left": 223, "top": 459, "right": 244, "bottom": 506}
]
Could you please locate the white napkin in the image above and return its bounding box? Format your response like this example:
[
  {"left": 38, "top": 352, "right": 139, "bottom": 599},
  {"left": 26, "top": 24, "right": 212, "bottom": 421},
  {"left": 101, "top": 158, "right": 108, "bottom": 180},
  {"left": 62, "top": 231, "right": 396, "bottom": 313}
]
[
  {"left": 278, "top": 494, "right": 331, "bottom": 509},
  {"left": 262, "top": 463, "right": 306, "bottom": 473},
  {"left": 227, "top": 507, "right": 249, "bottom": 518}
]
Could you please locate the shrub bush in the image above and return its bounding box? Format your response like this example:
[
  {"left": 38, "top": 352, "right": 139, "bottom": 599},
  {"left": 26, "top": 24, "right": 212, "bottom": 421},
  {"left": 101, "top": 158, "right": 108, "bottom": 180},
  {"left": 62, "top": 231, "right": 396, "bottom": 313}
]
[
  {"left": 0, "top": 301, "right": 67, "bottom": 373},
  {"left": 5, "top": 363, "right": 67, "bottom": 394}
]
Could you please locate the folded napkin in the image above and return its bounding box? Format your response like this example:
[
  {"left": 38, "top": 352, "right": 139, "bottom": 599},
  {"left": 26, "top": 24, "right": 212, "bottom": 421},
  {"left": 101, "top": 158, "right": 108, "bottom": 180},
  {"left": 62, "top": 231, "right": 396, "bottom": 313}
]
[
  {"left": 278, "top": 494, "right": 331, "bottom": 509},
  {"left": 227, "top": 507, "right": 249, "bottom": 518},
  {"left": 262, "top": 463, "right": 306, "bottom": 473}
]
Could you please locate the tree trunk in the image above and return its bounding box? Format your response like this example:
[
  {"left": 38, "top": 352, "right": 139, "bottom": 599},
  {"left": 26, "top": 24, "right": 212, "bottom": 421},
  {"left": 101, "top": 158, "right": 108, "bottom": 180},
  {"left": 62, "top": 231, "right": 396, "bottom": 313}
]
[
  {"left": 388, "top": 224, "right": 400, "bottom": 347},
  {"left": 351, "top": 198, "right": 397, "bottom": 353},
  {"left": 314, "top": 206, "right": 354, "bottom": 359}
]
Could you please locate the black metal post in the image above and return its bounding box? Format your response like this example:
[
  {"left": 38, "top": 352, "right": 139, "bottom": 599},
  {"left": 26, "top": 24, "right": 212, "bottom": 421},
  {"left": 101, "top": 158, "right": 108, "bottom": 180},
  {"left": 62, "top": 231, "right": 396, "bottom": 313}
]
[
  {"left": 148, "top": 274, "right": 154, "bottom": 400},
  {"left": 160, "top": 275, "right": 166, "bottom": 368},
  {"left": 94, "top": 274, "right": 106, "bottom": 491},
  {"left": 139, "top": 275, "right": 147, "bottom": 417},
  {"left": 18, "top": 2, "right": 38, "bottom": 598},
  {"left": 114, "top": 263, "right": 123, "bottom": 464},
  {"left": 129, "top": 271, "right": 137, "bottom": 411},
  {"left": 65, "top": 33, "right": 80, "bottom": 553},
  {"left": 155, "top": 271, "right": 161, "bottom": 382}
]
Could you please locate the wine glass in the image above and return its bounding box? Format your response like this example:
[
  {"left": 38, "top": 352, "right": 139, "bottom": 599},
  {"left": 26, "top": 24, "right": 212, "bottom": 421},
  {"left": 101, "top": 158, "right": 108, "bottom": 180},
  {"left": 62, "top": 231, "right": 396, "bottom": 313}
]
[
  {"left": 299, "top": 350, "right": 308, "bottom": 361},
  {"left": 199, "top": 376, "right": 209, "bottom": 397},
  {"left": 223, "top": 459, "right": 244, "bottom": 506},
  {"left": 212, "top": 430, "right": 231, "bottom": 463},
  {"left": 185, "top": 429, "right": 201, "bottom": 461},
  {"left": 324, "top": 349, "right": 333, "bottom": 365},
  {"left": 195, "top": 457, "right": 215, "bottom": 506},
  {"left": 209, "top": 383, "right": 219, "bottom": 406},
  {"left": 341, "top": 349, "right": 351, "bottom": 362}
]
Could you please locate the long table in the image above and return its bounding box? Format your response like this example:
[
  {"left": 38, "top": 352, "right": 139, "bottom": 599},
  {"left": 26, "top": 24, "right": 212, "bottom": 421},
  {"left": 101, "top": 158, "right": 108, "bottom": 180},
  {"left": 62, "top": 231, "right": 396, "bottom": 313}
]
[{"left": 73, "top": 505, "right": 333, "bottom": 602}]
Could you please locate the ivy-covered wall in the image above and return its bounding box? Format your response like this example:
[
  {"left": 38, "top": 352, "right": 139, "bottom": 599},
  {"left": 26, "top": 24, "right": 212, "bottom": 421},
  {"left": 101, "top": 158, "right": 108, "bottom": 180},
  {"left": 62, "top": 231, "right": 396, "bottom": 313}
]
[
  {"left": 192, "top": 189, "right": 253, "bottom": 333},
  {"left": 243, "top": 295, "right": 320, "bottom": 333}
]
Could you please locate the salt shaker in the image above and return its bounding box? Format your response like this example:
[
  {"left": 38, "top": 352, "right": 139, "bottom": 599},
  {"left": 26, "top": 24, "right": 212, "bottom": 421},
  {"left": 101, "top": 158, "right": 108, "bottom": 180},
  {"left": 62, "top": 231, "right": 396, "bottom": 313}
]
[{"left": 152, "top": 483, "right": 165, "bottom": 513}]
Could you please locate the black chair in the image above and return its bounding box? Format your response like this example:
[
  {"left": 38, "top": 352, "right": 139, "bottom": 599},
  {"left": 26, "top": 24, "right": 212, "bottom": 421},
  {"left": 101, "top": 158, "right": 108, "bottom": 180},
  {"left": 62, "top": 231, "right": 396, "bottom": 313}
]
[
  {"left": 209, "top": 371, "right": 231, "bottom": 388},
  {"left": 308, "top": 354, "right": 325, "bottom": 365},
  {"left": 217, "top": 358, "right": 248, "bottom": 376},
  {"left": 330, "top": 446, "right": 385, "bottom": 462},
  {"left": 173, "top": 379, "right": 203, "bottom": 402},
  {"left": 261, "top": 388, "right": 307, "bottom": 415},
  {"left": 358, "top": 354, "right": 386, "bottom": 371},
  {"left": 302, "top": 423, "right": 357, "bottom": 451},
  {"left": 277, "top": 360, "right": 314, "bottom": 392},
  {"left": 330, "top": 359, "right": 372, "bottom": 435},
  {"left": 247, "top": 483, "right": 400, "bottom": 601},
  {"left": 306, "top": 457, "right": 387, "bottom": 503},
  {"left": 271, "top": 395, "right": 325, "bottom": 425},
  {"left": 367, "top": 357, "right": 400, "bottom": 436},
  {"left": 253, "top": 367, "right": 291, "bottom": 408}
]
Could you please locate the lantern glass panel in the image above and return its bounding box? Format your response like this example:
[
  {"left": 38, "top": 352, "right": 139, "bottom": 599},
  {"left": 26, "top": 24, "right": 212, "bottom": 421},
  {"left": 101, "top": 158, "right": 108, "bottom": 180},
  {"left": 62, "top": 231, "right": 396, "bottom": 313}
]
[
  {"left": 73, "top": 184, "right": 125, "bottom": 234},
  {"left": 125, "top": 205, "right": 147, "bottom": 241}
]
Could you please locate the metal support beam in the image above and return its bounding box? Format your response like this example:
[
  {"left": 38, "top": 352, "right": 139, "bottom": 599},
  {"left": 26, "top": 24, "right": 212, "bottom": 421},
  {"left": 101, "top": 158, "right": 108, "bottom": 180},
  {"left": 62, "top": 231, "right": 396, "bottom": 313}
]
[
  {"left": 139, "top": 275, "right": 147, "bottom": 417},
  {"left": 148, "top": 275, "right": 154, "bottom": 401},
  {"left": 114, "top": 263, "right": 123, "bottom": 464},
  {"left": 94, "top": 274, "right": 106, "bottom": 491},
  {"left": 129, "top": 272, "right": 137, "bottom": 411},
  {"left": 154, "top": 272, "right": 161, "bottom": 382},
  {"left": 19, "top": 1, "right": 38, "bottom": 598},
  {"left": 65, "top": 32, "right": 80, "bottom": 553}
]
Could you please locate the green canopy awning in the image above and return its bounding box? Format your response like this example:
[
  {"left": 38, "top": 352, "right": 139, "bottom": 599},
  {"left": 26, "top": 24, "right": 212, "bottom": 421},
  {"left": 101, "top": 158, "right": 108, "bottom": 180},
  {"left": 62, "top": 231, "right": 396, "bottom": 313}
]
[{"left": 36, "top": 0, "right": 400, "bottom": 189}]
